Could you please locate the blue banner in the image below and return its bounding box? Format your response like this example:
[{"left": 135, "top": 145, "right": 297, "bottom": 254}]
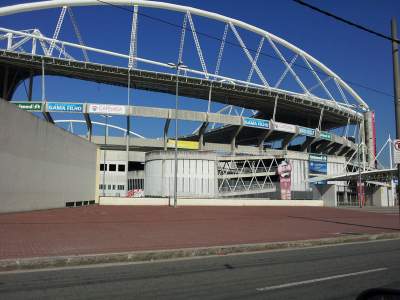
[
  {"left": 243, "top": 117, "right": 269, "bottom": 129},
  {"left": 299, "top": 126, "right": 315, "bottom": 137},
  {"left": 48, "top": 102, "right": 83, "bottom": 113},
  {"left": 320, "top": 131, "right": 332, "bottom": 141},
  {"left": 309, "top": 154, "right": 327, "bottom": 174}
]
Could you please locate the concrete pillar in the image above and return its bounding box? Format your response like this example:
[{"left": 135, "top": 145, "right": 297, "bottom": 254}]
[
  {"left": 372, "top": 186, "right": 393, "bottom": 207},
  {"left": 163, "top": 119, "right": 170, "bottom": 151},
  {"left": 359, "top": 118, "right": 367, "bottom": 170},
  {"left": 2, "top": 66, "right": 9, "bottom": 99},
  {"left": 198, "top": 122, "right": 208, "bottom": 150},
  {"left": 282, "top": 133, "right": 297, "bottom": 150},
  {"left": 231, "top": 125, "right": 243, "bottom": 154},
  {"left": 364, "top": 111, "right": 376, "bottom": 169},
  {"left": 258, "top": 130, "right": 273, "bottom": 153},
  {"left": 28, "top": 71, "right": 34, "bottom": 101}
]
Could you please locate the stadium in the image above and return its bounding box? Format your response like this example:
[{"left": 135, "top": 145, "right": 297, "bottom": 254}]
[{"left": 0, "top": 0, "right": 395, "bottom": 212}]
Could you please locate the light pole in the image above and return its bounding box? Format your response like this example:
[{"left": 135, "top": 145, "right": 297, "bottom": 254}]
[
  {"left": 168, "top": 61, "right": 187, "bottom": 208},
  {"left": 391, "top": 18, "right": 400, "bottom": 212},
  {"left": 100, "top": 115, "right": 111, "bottom": 197}
]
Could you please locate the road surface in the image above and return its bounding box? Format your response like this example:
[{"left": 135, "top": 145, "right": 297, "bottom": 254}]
[{"left": 0, "top": 239, "right": 399, "bottom": 299}]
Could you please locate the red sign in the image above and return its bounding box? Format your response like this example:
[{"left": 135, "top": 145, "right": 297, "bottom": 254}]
[
  {"left": 357, "top": 182, "right": 365, "bottom": 207},
  {"left": 371, "top": 112, "right": 377, "bottom": 167}
]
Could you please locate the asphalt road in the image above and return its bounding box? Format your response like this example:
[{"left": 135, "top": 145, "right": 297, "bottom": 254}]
[{"left": 0, "top": 239, "right": 399, "bottom": 300}]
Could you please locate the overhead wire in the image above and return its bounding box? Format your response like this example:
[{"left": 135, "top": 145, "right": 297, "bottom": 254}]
[{"left": 94, "top": 0, "right": 394, "bottom": 99}]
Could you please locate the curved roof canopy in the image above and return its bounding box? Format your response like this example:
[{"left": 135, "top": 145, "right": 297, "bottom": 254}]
[{"left": 0, "top": 0, "right": 368, "bottom": 110}]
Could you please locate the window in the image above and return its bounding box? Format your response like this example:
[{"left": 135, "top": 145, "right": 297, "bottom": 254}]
[
  {"left": 108, "top": 184, "right": 111, "bottom": 190},
  {"left": 118, "top": 185, "right": 124, "bottom": 190},
  {"left": 99, "top": 184, "right": 105, "bottom": 190},
  {"left": 100, "top": 164, "right": 107, "bottom": 171},
  {"left": 118, "top": 164, "right": 125, "bottom": 172},
  {"left": 112, "top": 185, "right": 116, "bottom": 190},
  {"left": 109, "top": 164, "right": 116, "bottom": 171},
  {"left": 128, "top": 161, "right": 144, "bottom": 171}
]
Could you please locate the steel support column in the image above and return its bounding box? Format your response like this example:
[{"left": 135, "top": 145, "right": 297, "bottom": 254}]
[
  {"left": 2, "top": 66, "right": 9, "bottom": 99},
  {"left": 163, "top": 118, "right": 170, "bottom": 151},
  {"left": 84, "top": 112, "right": 92, "bottom": 141},
  {"left": 231, "top": 125, "right": 243, "bottom": 153},
  {"left": 282, "top": 133, "right": 297, "bottom": 150},
  {"left": 198, "top": 121, "right": 209, "bottom": 150},
  {"left": 28, "top": 70, "right": 34, "bottom": 101},
  {"left": 258, "top": 129, "right": 273, "bottom": 152}
]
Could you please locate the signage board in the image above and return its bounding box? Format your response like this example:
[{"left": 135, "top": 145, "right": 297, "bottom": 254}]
[
  {"left": 394, "top": 139, "right": 400, "bottom": 165},
  {"left": 273, "top": 121, "right": 296, "bottom": 133},
  {"left": 371, "top": 112, "right": 377, "bottom": 160},
  {"left": 319, "top": 131, "right": 332, "bottom": 141},
  {"left": 309, "top": 154, "right": 327, "bottom": 175},
  {"left": 48, "top": 102, "right": 83, "bottom": 113},
  {"left": 167, "top": 139, "right": 199, "bottom": 150},
  {"left": 14, "top": 102, "right": 42, "bottom": 111},
  {"left": 88, "top": 104, "right": 126, "bottom": 115},
  {"left": 243, "top": 117, "right": 270, "bottom": 129},
  {"left": 299, "top": 126, "right": 315, "bottom": 137},
  {"left": 277, "top": 161, "right": 292, "bottom": 200}
]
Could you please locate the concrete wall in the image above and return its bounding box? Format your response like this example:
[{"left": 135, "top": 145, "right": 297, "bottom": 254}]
[
  {"left": 145, "top": 151, "right": 217, "bottom": 198},
  {"left": 313, "top": 184, "right": 337, "bottom": 207},
  {"left": 0, "top": 99, "right": 98, "bottom": 213},
  {"left": 99, "top": 197, "right": 324, "bottom": 207},
  {"left": 372, "top": 186, "right": 394, "bottom": 207}
]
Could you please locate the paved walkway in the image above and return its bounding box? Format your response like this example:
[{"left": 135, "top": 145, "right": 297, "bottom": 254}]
[
  {"left": 339, "top": 206, "right": 400, "bottom": 215},
  {"left": 0, "top": 205, "right": 399, "bottom": 260}
]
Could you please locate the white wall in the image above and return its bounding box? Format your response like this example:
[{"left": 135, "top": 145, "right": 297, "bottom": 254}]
[{"left": 0, "top": 99, "right": 98, "bottom": 213}]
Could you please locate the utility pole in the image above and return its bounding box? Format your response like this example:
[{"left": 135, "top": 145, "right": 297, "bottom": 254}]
[
  {"left": 391, "top": 17, "right": 400, "bottom": 213},
  {"left": 167, "top": 61, "right": 187, "bottom": 208}
]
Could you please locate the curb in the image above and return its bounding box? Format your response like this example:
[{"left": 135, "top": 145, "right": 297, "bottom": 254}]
[{"left": 1, "top": 232, "right": 400, "bottom": 272}]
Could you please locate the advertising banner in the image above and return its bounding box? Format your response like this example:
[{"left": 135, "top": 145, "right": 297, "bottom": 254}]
[
  {"left": 371, "top": 111, "right": 377, "bottom": 162},
  {"left": 277, "top": 160, "right": 292, "bottom": 200},
  {"left": 319, "top": 131, "right": 332, "bottom": 141},
  {"left": 357, "top": 181, "right": 365, "bottom": 207},
  {"left": 127, "top": 189, "right": 144, "bottom": 198},
  {"left": 48, "top": 102, "right": 83, "bottom": 113},
  {"left": 273, "top": 121, "right": 296, "bottom": 133},
  {"left": 14, "top": 102, "right": 42, "bottom": 111},
  {"left": 167, "top": 139, "right": 199, "bottom": 150},
  {"left": 309, "top": 154, "right": 327, "bottom": 175},
  {"left": 88, "top": 104, "right": 126, "bottom": 115},
  {"left": 243, "top": 117, "right": 270, "bottom": 129},
  {"left": 394, "top": 140, "right": 400, "bottom": 165},
  {"left": 298, "top": 126, "right": 315, "bottom": 137}
]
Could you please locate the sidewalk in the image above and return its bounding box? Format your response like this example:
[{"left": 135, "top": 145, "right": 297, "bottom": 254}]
[{"left": 1, "top": 205, "right": 399, "bottom": 261}]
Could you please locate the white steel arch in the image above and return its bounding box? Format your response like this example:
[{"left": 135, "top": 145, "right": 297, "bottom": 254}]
[
  {"left": 54, "top": 119, "right": 146, "bottom": 138},
  {"left": 0, "top": 0, "right": 368, "bottom": 110}
]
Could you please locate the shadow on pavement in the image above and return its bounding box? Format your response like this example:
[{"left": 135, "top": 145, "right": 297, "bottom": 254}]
[{"left": 287, "top": 216, "right": 400, "bottom": 232}]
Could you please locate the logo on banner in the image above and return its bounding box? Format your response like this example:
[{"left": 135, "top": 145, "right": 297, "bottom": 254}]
[
  {"left": 88, "top": 104, "right": 126, "bottom": 115},
  {"left": 309, "top": 154, "right": 327, "bottom": 175},
  {"left": 243, "top": 117, "right": 269, "bottom": 129},
  {"left": 273, "top": 121, "right": 296, "bottom": 133},
  {"left": 319, "top": 131, "right": 332, "bottom": 141},
  {"left": 48, "top": 102, "right": 83, "bottom": 112},
  {"left": 14, "top": 102, "right": 42, "bottom": 111},
  {"left": 299, "top": 126, "right": 315, "bottom": 137}
]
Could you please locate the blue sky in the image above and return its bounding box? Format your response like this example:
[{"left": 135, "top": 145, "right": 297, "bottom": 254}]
[{"left": 1, "top": 0, "right": 400, "bottom": 165}]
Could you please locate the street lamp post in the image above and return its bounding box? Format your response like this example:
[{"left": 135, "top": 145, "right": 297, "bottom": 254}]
[
  {"left": 391, "top": 18, "right": 400, "bottom": 212},
  {"left": 168, "top": 61, "right": 187, "bottom": 208},
  {"left": 101, "top": 115, "right": 111, "bottom": 197}
]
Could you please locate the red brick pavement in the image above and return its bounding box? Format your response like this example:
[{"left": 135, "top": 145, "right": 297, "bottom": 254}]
[{"left": 0, "top": 205, "right": 399, "bottom": 260}]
